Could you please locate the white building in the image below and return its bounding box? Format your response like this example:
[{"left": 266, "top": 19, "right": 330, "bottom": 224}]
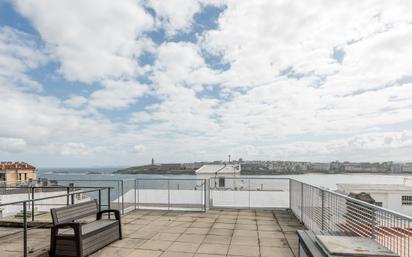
[
  {"left": 336, "top": 183, "right": 412, "bottom": 216},
  {"left": 195, "top": 164, "right": 241, "bottom": 189}
]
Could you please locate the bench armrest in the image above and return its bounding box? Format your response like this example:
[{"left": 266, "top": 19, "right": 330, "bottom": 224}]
[
  {"left": 97, "top": 209, "right": 121, "bottom": 220},
  {"left": 53, "top": 222, "right": 82, "bottom": 237}
]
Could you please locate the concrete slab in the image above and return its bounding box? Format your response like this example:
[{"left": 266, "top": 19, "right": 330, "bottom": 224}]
[
  {"left": 228, "top": 244, "right": 260, "bottom": 257},
  {"left": 167, "top": 242, "right": 200, "bottom": 253},
  {"left": 197, "top": 243, "right": 229, "bottom": 255},
  {"left": 0, "top": 208, "right": 300, "bottom": 257}
]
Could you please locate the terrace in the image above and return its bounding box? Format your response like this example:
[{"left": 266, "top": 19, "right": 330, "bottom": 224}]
[{"left": 0, "top": 178, "right": 410, "bottom": 257}]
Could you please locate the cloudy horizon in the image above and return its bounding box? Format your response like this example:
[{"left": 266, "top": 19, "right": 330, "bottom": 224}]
[{"left": 1, "top": 0, "right": 412, "bottom": 167}]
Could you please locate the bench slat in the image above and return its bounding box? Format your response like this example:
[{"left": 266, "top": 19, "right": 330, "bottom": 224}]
[{"left": 51, "top": 200, "right": 98, "bottom": 225}]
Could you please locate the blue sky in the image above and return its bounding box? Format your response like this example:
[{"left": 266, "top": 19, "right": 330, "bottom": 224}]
[{"left": 1, "top": 0, "right": 412, "bottom": 167}]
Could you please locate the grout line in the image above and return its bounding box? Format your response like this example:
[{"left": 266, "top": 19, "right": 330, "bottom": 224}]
[
  {"left": 157, "top": 210, "right": 198, "bottom": 257},
  {"left": 224, "top": 209, "right": 239, "bottom": 257},
  {"left": 256, "top": 209, "right": 262, "bottom": 257},
  {"left": 191, "top": 209, "right": 221, "bottom": 256},
  {"left": 273, "top": 211, "right": 295, "bottom": 257}
]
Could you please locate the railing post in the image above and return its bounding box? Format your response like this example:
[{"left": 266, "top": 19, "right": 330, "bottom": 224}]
[
  {"left": 107, "top": 188, "right": 111, "bottom": 219},
  {"left": 300, "top": 182, "right": 304, "bottom": 222},
  {"left": 289, "top": 179, "right": 292, "bottom": 210},
  {"left": 321, "top": 190, "right": 325, "bottom": 231},
  {"left": 167, "top": 180, "right": 170, "bottom": 210},
  {"left": 204, "top": 179, "right": 207, "bottom": 212},
  {"left": 121, "top": 180, "right": 124, "bottom": 215},
  {"left": 136, "top": 180, "right": 140, "bottom": 210},
  {"left": 134, "top": 179, "right": 137, "bottom": 210},
  {"left": 23, "top": 202, "right": 28, "bottom": 257},
  {"left": 248, "top": 178, "right": 251, "bottom": 209},
  {"left": 66, "top": 187, "right": 70, "bottom": 206},
  {"left": 98, "top": 189, "right": 102, "bottom": 212},
  {"left": 31, "top": 187, "right": 35, "bottom": 222}
]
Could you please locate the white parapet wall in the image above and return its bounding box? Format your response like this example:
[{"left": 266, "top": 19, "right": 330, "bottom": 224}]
[{"left": 117, "top": 189, "right": 289, "bottom": 210}]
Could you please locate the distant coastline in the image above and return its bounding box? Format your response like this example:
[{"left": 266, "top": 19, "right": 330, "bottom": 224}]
[{"left": 113, "top": 164, "right": 412, "bottom": 175}]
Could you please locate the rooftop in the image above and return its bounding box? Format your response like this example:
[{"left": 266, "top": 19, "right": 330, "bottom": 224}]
[
  {"left": 0, "top": 209, "right": 302, "bottom": 257},
  {"left": 196, "top": 164, "right": 241, "bottom": 175},
  {"left": 0, "top": 162, "right": 36, "bottom": 171}
]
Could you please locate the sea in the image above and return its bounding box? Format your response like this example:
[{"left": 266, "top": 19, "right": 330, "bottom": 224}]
[{"left": 38, "top": 167, "right": 412, "bottom": 190}]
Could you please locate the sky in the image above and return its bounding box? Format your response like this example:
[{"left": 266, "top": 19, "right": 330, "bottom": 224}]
[{"left": 1, "top": 0, "right": 412, "bottom": 167}]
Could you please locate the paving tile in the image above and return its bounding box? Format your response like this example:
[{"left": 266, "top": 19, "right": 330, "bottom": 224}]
[
  {"left": 161, "top": 251, "right": 194, "bottom": 257},
  {"left": 90, "top": 246, "right": 135, "bottom": 257},
  {"left": 233, "top": 229, "right": 258, "bottom": 237},
  {"left": 228, "top": 244, "right": 259, "bottom": 257},
  {"left": 259, "top": 238, "right": 289, "bottom": 248},
  {"left": 235, "top": 224, "right": 257, "bottom": 230},
  {"left": 208, "top": 228, "right": 233, "bottom": 236},
  {"left": 204, "top": 235, "right": 232, "bottom": 245},
  {"left": 129, "top": 230, "right": 158, "bottom": 240},
  {"left": 260, "top": 247, "right": 294, "bottom": 257},
  {"left": 191, "top": 222, "right": 214, "bottom": 228},
  {"left": 259, "top": 231, "right": 285, "bottom": 239},
  {"left": 213, "top": 222, "right": 235, "bottom": 229},
  {"left": 152, "top": 232, "right": 182, "bottom": 241},
  {"left": 167, "top": 242, "right": 201, "bottom": 253},
  {"left": 139, "top": 239, "right": 173, "bottom": 251},
  {"left": 128, "top": 249, "right": 163, "bottom": 257},
  {"left": 194, "top": 254, "right": 225, "bottom": 257},
  {"left": 177, "top": 234, "right": 205, "bottom": 243},
  {"left": 185, "top": 227, "right": 209, "bottom": 235},
  {"left": 168, "top": 221, "right": 192, "bottom": 228},
  {"left": 230, "top": 235, "right": 259, "bottom": 246},
  {"left": 164, "top": 226, "right": 188, "bottom": 233},
  {"left": 236, "top": 219, "right": 256, "bottom": 225},
  {"left": 110, "top": 238, "right": 146, "bottom": 248},
  {"left": 197, "top": 243, "right": 229, "bottom": 255}
]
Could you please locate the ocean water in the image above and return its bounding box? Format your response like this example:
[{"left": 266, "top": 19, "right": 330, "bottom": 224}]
[{"left": 38, "top": 167, "right": 412, "bottom": 190}]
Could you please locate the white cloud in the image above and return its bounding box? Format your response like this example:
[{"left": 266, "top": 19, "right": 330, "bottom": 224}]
[
  {"left": 0, "top": 137, "right": 27, "bottom": 153},
  {"left": 0, "top": 26, "right": 48, "bottom": 92},
  {"left": 60, "top": 143, "right": 90, "bottom": 156},
  {"left": 13, "top": 0, "right": 154, "bottom": 83},
  {"left": 130, "top": 112, "right": 153, "bottom": 123},
  {"left": 89, "top": 80, "right": 147, "bottom": 109},
  {"left": 4, "top": 1, "right": 412, "bottom": 165},
  {"left": 64, "top": 96, "right": 88, "bottom": 108},
  {"left": 133, "top": 144, "right": 146, "bottom": 153}
]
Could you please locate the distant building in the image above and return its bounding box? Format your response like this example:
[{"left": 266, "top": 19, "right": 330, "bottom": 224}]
[
  {"left": 0, "top": 162, "right": 37, "bottom": 184},
  {"left": 309, "top": 162, "right": 330, "bottom": 172},
  {"left": 337, "top": 183, "right": 412, "bottom": 216},
  {"left": 196, "top": 164, "right": 241, "bottom": 189}
]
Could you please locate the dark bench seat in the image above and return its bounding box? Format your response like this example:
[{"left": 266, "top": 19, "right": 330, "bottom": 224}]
[{"left": 50, "top": 200, "right": 122, "bottom": 257}]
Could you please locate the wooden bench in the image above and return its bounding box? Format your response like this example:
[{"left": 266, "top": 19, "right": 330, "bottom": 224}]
[{"left": 49, "top": 200, "right": 122, "bottom": 257}]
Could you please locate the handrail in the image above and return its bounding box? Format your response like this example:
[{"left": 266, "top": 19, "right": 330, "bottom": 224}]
[{"left": 0, "top": 187, "right": 112, "bottom": 207}]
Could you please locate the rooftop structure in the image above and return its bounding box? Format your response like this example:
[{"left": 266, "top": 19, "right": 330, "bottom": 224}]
[
  {"left": 337, "top": 183, "right": 412, "bottom": 216},
  {"left": 195, "top": 164, "right": 241, "bottom": 175}
]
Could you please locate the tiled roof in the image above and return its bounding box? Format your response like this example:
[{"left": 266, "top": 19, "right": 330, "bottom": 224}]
[{"left": 0, "top": 162, "right": 36, "bottom": 171}]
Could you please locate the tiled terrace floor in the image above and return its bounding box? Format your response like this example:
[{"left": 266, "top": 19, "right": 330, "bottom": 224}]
[{"left": 91, "top": 208, "right": 303, "bottom": 257}]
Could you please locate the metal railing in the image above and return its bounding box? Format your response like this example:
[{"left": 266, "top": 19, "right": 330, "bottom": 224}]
[
  {"left": 290, "top": 179, "right": 412, "bottom": 257},
  {"left": 17, "top": 176, "right": 412, "bottom": 257},
  {"left": 0, "top": 186, "right": 112, "bottom": 257},
  {"left": 57, "top": 178, "right": 209, "bottom": 212}
]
